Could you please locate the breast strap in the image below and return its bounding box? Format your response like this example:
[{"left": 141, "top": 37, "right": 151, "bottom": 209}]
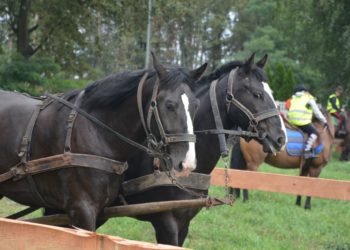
[{"left": 122, "top": 171, "right": 211, "bottom": 196}]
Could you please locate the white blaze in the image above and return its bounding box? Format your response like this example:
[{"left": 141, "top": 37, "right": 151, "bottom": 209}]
[
  {"left": 262, "top": 82, "right": 288, "bottom": 144},
  {"left": 181, "top": 94, "right": 196, "bottom": 171}
]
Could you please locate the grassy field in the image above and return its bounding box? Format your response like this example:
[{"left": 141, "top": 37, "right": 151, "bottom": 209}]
[{"left": 1, "top": 156, "right": 350, "bottom": 249}]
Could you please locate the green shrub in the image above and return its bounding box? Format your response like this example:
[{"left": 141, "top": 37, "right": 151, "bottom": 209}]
[{"left": 0, "top": 52, "right": 86, "bottom": 95}]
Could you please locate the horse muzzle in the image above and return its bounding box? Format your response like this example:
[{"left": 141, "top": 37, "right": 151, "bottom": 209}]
[{"left": 260, "top": 133, "right": 286, "bottom": 154}]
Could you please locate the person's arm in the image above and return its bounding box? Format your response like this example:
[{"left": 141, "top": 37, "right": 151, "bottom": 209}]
[
  {"left": 308, "top": 99, "right": 327, "bottom": 123},
  {"left": 329, "top": 96, "right": 340, "bottom": 112}
]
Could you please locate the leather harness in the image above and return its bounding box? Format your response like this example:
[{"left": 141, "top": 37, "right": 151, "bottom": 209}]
[
  {"left": 0, "top": 74, "right": 198, "bottom": 204},
  {"left": 1, "top": 68, "right": 281, "bottom": 206}
]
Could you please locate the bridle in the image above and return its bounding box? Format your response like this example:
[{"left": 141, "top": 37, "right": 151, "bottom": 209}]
[
  {"left": 137, "top": 73, "right": 196, "bottom": 161},
  {"left": 225, "top": 68, "right": 280, "bottom": 140}
]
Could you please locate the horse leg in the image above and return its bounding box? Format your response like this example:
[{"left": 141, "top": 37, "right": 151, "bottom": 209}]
[
  {"left": 178, "top": 222, "right": 190, "bottom": 247},
  {"left": 230, "top": 188, "right": 241, "bottom": 199},
  {"left": 296, "top": 196, "right": 302, "bottom": 206},
  {"left": 242, "top": 189, "right": 249, "bottom": 202},
  {"left": 296, "top": 160, "right": 310, "bottom": 206},
  {"left": 304, "top": 166, "right": 322, "bottom": 210},
  {"left": 150, "top": 212, "right": 179, "bottom": 246},
  {"left": 340, "top": 142, "right": 350, "bottom": 161}
]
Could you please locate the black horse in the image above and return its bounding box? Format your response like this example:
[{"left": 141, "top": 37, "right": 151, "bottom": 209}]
[
  {"left": 0, "top": 54, "right": 208, "bottom": 231},
  {"left": 110, "top": 54, "right": 287, "bottom": 246}
]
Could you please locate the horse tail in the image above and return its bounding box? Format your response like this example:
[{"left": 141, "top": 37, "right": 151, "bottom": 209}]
[
  {"left": 230, "top": 138, "right": 246, "bottom": 171},
  {"left": 229, "top": 138, "right": 246, "bottom": 198}
]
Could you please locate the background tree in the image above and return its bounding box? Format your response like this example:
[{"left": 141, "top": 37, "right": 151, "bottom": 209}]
[{"left": 0, "top": 0, "right": 348, "bottom": 104}]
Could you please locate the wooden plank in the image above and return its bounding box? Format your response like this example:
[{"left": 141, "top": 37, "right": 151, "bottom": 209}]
[
  {"left": 0, "top": 218, "right": 187, "bottom": 250},
  {"left": 211, "top": 168, "right": 350, "bottom": 201}
]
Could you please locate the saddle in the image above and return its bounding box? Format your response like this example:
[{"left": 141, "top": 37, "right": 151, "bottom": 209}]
[{"left": 285, "top": 128, "right": 324, "bottom": 157}]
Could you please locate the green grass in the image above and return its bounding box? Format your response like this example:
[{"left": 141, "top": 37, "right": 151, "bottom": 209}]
[{"left": 1, "top": 157, "right": 350, "bottom": 249}]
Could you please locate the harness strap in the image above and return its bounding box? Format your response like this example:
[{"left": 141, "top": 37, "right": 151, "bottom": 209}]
[
  {"left": 26, "top": 175, "right": 50, "bottom": 207},
  {"left": 0, "top": 153, "right": 128, "bottom": 183},
  {"left": 122, "top": 171, "right": 211, "bottom": 196},
  {"left": 210, "top": 79, "right": 229, "bottom": 157},
  {"left": 46, "top": 93, "right": 160, "bottom": 157},
  {"left": 195, "top": 128, "right": 258, "bottom": 137},
  {"left": 17, "top": 102, "right": 51, "bottom": 207},
  {"left": 18, "top": 103, "right": 42, "bottom": 162},
  {"left": 137, "top": 73, "right": 150, "bottom": 136}
]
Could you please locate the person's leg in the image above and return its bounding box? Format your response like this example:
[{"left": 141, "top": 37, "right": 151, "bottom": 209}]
[
  {"left": 299, "top": 124, "right": 318, "bottom": 157},
  {"left": 332, "top": 112, "right": 343, "bottom": 130}
]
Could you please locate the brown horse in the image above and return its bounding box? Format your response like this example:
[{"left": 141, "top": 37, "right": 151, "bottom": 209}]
[
  {"left": 231, "top": 112, "right": 334, "bottom": 209},
  {"left": 334, "top": 111, "right": 350, "bottom": 161}
]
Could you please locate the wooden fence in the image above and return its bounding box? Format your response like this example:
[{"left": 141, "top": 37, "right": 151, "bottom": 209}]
[
  {"left": 211, "top": 168, "right": 350, "bottom": 201},
  {"left": 1, "top": 168, "right": 350, "bottom": 249},
  {"left": 0, "top": 217, "right": 186, "bottom": 250}
]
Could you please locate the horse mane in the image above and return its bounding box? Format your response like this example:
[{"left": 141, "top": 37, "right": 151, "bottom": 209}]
[
  {"left": 195, "top": 60, "right": 268, "bottom": 97},
  {"left": 81, "top": 69, "right": 155, "bottom": 110},
  {"left": 62, "top": 66, "right": 197, "bottom": 111}
]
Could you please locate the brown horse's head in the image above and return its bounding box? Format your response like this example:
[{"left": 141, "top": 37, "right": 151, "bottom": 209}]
[{"left": 228, "top": 54, "right": 287, "bottom": 153}]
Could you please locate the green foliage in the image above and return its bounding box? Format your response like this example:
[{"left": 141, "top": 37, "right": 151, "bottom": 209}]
[
  {"left": 0, "top": 52, "right": 86, "bottom": 95},
  {"left": 267, "top": 62, "right": 296, "bottom": 101},
  {"left": 0, "top": 0, "right": 349, "bottom": 97}
]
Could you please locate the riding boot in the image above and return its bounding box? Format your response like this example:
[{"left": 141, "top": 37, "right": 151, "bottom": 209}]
[{"left": 304, "top": 133, "right": 317, "bottom": 159}]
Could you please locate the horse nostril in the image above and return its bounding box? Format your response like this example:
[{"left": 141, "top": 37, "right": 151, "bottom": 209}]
[
  {"left": 277, "top": 136, "right": 285, "bottom": 146},
  {"left": 178, "top": 162, "right": 184, "bottom": 171}
]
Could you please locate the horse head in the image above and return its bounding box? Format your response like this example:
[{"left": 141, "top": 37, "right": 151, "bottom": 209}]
[
  {"left": 227, "top": 53, "right": 287, "bottom": 154},
  {"left": 150, "top": 52, "right": 207, "bottom": 176}
]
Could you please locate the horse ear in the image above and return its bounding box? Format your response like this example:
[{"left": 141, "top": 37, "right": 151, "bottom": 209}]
[
  {"left": 151, "top": 51, "right": 168, "bottom": 80},
  {"left": 256, "top": 54, "right": 268, "bottom": 68},
  {"left": 243, "top": 52, "right": 255, "bottom": 74},
  {"left": 189, "top": 63, "right": 208, "bottom": 82}
]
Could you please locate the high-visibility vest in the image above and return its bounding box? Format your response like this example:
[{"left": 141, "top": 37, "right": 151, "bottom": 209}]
[
  {"left": 287, "top": 93, "right": 314, "bottom": 126},
  {"left": 327, "top": 93, "right": 340, "bottom": 114}
]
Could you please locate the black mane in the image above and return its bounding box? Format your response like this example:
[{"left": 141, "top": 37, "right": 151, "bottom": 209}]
[
  {"left": 195, "top": 60, "right": 268, "bottom": 97},
  {"left": 159, "top": 66, "right": 197, "bottom": 91},
  {"left": 63, "top": 66, "right": 196, "bottom": 110},
  {"left": 195, "top": 61, "right": 242, "bottom": 97},
  {"left": 80, "top": 69, "right": 151, "bottom": 109}
]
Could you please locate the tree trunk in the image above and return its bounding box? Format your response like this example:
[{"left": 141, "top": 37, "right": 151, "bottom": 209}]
[{"left": 16, "top": 0, "right": 34, "bottom": 58}]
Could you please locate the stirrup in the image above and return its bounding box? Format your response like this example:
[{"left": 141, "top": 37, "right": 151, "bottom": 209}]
[
  {"left": 338, "top": 129, "right": 347, "bottom": 136},
  {"left": 303, "top": 149, "right": 315, "bottom": 159}
]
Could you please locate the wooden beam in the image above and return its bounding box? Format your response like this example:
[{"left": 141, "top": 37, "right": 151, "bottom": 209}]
[
  {"left": 211, "top": 168, "right": 350, "bottom": 200},
  {"left": 0, "top": 218, "right": 186, "bottom": 250}
]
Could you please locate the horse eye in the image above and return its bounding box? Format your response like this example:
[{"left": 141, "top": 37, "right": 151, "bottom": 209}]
[
  {"left": 165, "top": 101, "right": 177, "bottom": 112},
  {"left": 254, "top": 92, "right": 262, "bottom": 98}
]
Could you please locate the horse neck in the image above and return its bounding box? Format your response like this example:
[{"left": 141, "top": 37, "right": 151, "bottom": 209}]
[
  {"left": 194, "top": 76, "right": 234, "bottom": 174},
  {"left": 74, "top": 92, "right": 147, "bottom": 162}
]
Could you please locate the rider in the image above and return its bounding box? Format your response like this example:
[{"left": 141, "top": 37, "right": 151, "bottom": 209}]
[
  {"left": 327, "top": 85, "right": 345, "bottom": 134},
  {"left": 287, "top": 85, "right": 328, "bottom": 158}
]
